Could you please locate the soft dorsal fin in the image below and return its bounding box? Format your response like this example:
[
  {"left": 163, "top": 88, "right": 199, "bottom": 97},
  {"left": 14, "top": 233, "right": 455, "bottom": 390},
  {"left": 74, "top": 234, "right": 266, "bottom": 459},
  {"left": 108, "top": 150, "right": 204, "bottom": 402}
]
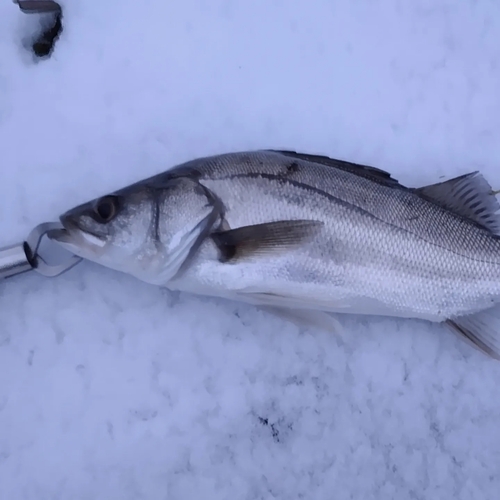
[
  {"left": 414, "top": 171, "right": 500, "bottom": 235},
  {"left": 267, "top": 150, "right": 403, "bottom": 188}
]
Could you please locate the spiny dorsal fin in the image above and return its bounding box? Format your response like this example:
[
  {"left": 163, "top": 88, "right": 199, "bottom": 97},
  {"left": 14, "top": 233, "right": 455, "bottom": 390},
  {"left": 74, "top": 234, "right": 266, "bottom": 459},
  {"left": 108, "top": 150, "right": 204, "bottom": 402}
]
[
  {"left": 268, "top": 150, "right": 403, "bottom": 188},
  {"left": 414, "top": 172, "right": 500, "bottom": 235},
  {"left": 211, "top": 219, "right": 323, "bottom": 263}
]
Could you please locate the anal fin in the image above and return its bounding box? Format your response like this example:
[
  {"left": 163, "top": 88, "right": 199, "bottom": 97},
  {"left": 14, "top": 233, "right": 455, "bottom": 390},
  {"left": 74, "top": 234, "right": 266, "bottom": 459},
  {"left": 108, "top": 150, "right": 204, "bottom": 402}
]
[
  {"left": 260, "top": 305, "right": 344, "bottom": 334},
  {"left": 446, "top": 306, "right": 500, "bottom": 360}
]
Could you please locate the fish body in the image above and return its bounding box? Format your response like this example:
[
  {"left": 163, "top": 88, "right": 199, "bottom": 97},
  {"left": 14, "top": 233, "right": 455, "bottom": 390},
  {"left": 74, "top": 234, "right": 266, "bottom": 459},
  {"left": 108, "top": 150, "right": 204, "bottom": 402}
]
[{"left": 49, "top": 150, "right": 500, "bottom": 359}]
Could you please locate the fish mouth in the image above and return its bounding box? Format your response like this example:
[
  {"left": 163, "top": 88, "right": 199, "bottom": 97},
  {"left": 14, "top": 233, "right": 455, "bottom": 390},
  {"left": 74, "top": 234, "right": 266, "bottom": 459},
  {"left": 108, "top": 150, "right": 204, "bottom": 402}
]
[
  {"left": 46, "top": 217, "right": 76, "bottom": 244},
  {"left": 46, "top": 216, "right": 78, "bottom": 241},
  {"left": 47, "top": 216, "right": 107, "bottom": 254},
  {"left": 46, "top": 227, "right": 72, "bottom": 244}
]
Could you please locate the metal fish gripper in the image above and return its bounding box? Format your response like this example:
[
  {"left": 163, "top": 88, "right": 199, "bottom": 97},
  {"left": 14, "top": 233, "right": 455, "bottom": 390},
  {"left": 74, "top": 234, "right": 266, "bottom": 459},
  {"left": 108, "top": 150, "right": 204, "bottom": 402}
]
[{"left": 0, "top": 222, "right": 82, "bottom": 281}]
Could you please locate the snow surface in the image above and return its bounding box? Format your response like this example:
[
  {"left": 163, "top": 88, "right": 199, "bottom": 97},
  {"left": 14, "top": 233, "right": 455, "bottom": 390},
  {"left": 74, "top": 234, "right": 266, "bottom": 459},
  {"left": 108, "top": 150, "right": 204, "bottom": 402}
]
[{"left": 1, "top": 0, "right": 500, "bottom": 498}]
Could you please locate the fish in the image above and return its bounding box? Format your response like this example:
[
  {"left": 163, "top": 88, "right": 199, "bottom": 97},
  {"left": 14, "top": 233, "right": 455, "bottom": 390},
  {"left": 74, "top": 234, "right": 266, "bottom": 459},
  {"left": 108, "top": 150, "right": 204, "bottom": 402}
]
[{"left": 48, "top": 149, "right": 500, "bottom": 360}]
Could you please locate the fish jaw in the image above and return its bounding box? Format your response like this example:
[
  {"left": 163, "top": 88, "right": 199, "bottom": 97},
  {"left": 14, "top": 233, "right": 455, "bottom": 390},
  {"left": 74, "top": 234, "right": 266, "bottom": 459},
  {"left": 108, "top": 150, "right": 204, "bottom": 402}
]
[
  {"left": 47, "top": 216, "right": 149, "bottom": 278},
  {"left": 48, "top": 219, "right": 108, "bottom": 261}
]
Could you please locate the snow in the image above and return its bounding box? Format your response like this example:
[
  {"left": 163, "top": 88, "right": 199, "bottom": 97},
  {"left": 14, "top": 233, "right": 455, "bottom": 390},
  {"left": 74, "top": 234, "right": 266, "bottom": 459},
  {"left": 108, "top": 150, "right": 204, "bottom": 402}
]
[{"left": 1, "top": 0, "right": 500, "bottom": 498}]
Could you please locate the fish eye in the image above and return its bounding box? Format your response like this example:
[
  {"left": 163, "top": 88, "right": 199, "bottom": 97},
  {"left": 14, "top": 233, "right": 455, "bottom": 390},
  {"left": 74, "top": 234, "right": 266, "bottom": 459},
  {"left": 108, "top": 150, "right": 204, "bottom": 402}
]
[{"left": 94, "top": 196, "right": 117, "bottom": 223}]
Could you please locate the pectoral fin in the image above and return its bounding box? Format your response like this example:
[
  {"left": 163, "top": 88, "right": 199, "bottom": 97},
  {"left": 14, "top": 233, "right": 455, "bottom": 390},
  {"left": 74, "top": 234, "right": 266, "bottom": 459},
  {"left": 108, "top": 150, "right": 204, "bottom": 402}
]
[
  {"left": 211, "top": 219, "right": 323, "bottom": 262},
  {"left": 446, "top": 306, "right": 500, "bottom": 360}
]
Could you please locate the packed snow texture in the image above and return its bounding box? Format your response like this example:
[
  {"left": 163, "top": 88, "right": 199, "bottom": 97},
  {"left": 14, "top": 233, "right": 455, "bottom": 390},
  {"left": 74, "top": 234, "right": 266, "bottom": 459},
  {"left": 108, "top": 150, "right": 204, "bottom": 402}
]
[{"left": 1, "top": 1, "right": 500, "bottom": 499}]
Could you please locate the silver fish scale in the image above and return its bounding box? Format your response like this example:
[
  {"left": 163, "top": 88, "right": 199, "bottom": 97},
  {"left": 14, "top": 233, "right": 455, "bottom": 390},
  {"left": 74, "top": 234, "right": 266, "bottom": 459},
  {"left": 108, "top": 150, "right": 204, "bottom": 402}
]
[
  {"left": 185, "top": 151, "right": 500, "bottom": 261},
  {"left": 171, "top": 151, "right": 500, "bottom": 320}
]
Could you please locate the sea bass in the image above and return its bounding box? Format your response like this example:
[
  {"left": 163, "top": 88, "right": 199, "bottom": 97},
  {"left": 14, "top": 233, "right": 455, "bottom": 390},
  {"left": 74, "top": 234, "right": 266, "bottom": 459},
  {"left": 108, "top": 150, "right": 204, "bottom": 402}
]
[{"left": 48, "top": 150, "right": 500, "bottom": 359}]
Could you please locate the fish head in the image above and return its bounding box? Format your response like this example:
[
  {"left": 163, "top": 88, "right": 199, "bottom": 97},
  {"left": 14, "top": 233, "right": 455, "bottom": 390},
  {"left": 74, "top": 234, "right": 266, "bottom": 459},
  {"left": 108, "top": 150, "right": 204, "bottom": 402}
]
[
  {"left": 49, "top": 187, "right": 159, "bottom": 277},
  {"left": 49, "top": 175, "right": 222, "bottom": 284}
]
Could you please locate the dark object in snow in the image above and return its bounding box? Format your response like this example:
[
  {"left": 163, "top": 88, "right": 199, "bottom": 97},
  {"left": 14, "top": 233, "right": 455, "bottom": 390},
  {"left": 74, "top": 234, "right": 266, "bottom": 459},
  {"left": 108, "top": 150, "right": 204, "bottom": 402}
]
[
  {"left": 258, "top": 417, "right": 281, "bottom": 442},
  {"left": 14, "top": 0, "right": 61, "bottom": 13},
  {"left": 13, "top": 0, "right": 63, "bottom": 58},
  {"left": 32, "top": 10, "right": 63, "bottom": 57},
  {"left": 258, "top": 416, "right": 294, "bottom": 444}
]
